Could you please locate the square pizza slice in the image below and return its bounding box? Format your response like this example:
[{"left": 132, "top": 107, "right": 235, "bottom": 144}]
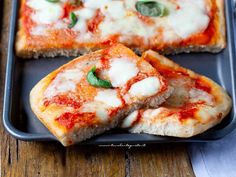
[{"left": 16, "top": 0, "right": 226, "bottom": 58}]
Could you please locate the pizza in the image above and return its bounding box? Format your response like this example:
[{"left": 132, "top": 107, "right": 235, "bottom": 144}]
[
  {"left": 30, "top": 44, "right": 172, "bottom": 146},
  {"left": 121, "top": 50, "right": 232, "bottom": 137},
  {"left": 16, "top": 0, "right": 226, "bottom": 58}
]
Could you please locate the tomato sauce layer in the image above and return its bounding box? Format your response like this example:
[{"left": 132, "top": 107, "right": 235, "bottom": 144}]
[{"left": 56, "top": 112, "right": 97, "bottom": 129}]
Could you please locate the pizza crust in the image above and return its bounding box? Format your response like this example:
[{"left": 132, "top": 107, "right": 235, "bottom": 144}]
[
  {"left": 122, "top": 50, "right": 232, "bottom": 138},
  {"left": 16, "top": 0, "right": 226, "bottom": 58}
]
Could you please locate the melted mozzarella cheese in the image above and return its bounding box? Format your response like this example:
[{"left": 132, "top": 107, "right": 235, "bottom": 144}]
[
  {"left": 168, "top": 0, "right": 210, "bottom": 39},
  {"left": 83, "top": 0, "right": 111, "bottom": 9},
  {"left": 99, "top": 15, "right": 156, "bottom": 40},
  {"left": 44, "top": 69, "right": 83, "bottom": 98},
  {"left": 27, "top": 0, "right": 63, "bottom": 24},
  {"left": 73, "top": 8, "right": 96, "bottom": 32},
  {"left": 95, "top": 90, "right": 122, "bottom": 108},
  {"left": 129, "top": 77, "right": 160, "bottom": 97},
  {"left": 74, "top": 8, "right": 95, "bottom": 19},
  {"left": 80, "top": 89, "right": 122, "bottom": 122},
  {"left": 80, "top": 102, "right": 109, "bottom": 123},
  {"left": 108, "top": 58, "right": 139, "bottom": 87},
  {"left": 121, "top": 111, "right": 139, "bottom": 128},
  {"left": 27, "top": 0, "right": 210, "bottom": 43},
  {"left": 101, "top": 1, "right": 126, "bottom": 19}
]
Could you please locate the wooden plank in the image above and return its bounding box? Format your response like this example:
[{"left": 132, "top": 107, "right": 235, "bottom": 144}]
[
  {"left": 0, "top": 1, "right": 194, "bottom": 177},
  {"left": 2, "top": 142, "right": 126, "bottom": 177},
  {"left": 127, "top": 144, "right": 195, "bottom": 177}
]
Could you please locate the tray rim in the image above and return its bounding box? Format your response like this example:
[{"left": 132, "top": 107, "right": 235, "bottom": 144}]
[{"left": 3, "top": 0, "right": 236, "bottom": 144}]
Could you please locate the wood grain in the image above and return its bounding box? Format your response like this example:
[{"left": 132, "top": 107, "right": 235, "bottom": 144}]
[{"left": 0, "top": 1, "right": 195, "bottom": 177}]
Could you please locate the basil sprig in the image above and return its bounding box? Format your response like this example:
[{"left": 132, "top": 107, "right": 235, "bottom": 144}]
[
  {"left": 68, "top": 12, "right": 78, "bottom": 28},
  {"left": 135, "top": 1, "right": 167, "bottom": 17},
  {"left": 87, "top": 66, "right": 113, "bottom": 88},
  {"left": 46, "top": 0, "right": 60, "bottom": 3}
]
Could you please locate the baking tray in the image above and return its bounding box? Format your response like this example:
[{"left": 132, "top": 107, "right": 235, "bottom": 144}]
[{"left": 3, "top": 0, "right": 236, "bottom": 145}]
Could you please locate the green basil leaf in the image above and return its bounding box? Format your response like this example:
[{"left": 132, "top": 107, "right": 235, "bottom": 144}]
[
  {"left": 68, "top": 12, "right": 78, "bottom": 29},
  {"left": 46, "top": 0, "right": 60, "bottom": 3},
  {"left": 135, "top": 1, "right": 167, "bottom": 17},
  {"left": 87, "top": 66, "right": 113, "bottom": 88}
]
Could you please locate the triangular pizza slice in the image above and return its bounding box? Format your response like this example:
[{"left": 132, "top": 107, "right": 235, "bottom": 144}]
[{"left": 122, "top": 51, "right": 232, "bottom": 137}]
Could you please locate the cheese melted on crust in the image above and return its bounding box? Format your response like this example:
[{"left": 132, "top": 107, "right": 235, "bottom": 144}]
[
  {"left": 27, "top": 0, "right": 64, "bottom": 24},
  {"left": 94, "top": 90, "right": 122, "bottom": 108},
  {"left": 43, "top": 54, "right": 164, "bottom": 124},
  {"left": 129, "top": 77, "right": 161, "bottom": 98},
  {"left": 44, "top": 69, "right": 84, "bottom": 98},
  {"left": 123, "top": 75, "right": 216, "bottom": 128},
  {"left": 108, "top": 58, "right": 139, "bottom": 87},
  {"left": 26, "top": 0, "right": 210, "bottom": 44}
]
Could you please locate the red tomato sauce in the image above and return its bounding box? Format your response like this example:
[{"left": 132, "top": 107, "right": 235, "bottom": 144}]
[
  {"left": 62, "top": 2, "right": 83, "bottom": 19},
  {"left": 87, "top": 10, "right": 104, "bottom": 33},
  {"left": 159, "top": 69, "right": 189, "bottom": 78},
  {"left": 178, "top": 107, "right": 197, "bottom": 121},
  {"left": 131, "top": 110, "right": 143, "bottom": 126},
  {"left": 56, "top": 112, "right": 96, "bottom": 129},
  {"left": 22, "top": 4, "right": 35, "bottom": 34},
  {"left": 101, "top": 35, "right": 119, "bottom": 46},
  {"left": 178, "top": 102, "right": 204, "bottom": 121},
  {"left": 195, "top": 78, "right": 211, "bottom": 93},
  {"left": 44, "top": 95, "right": 82, "bottom": 109}
]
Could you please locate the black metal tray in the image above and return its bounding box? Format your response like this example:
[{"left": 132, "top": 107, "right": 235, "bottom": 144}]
[{"left": 3, "top": 0, "right": 236, "bottom": 145}]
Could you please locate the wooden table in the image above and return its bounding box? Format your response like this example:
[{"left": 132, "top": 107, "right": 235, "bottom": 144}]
[{"left": 0, "top": 1, "right": 195, "bottom": 176}]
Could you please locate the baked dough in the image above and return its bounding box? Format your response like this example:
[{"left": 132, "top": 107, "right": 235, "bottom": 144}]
[{"left": 121, "top": 50, "right": 232, "bottom": 137}]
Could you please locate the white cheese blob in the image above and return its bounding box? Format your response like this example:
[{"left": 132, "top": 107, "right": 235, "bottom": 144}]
[
  {"left": 83, "top": 0, "right": 111, "bottom": 9},
  {"left": 168, "top": 0, "right": 210, "bottom": 39},
  {"left": 101, "top": 1, "right": 126, "bottom": 20},
  {"left": 95, "top": 90, "right": 122, "bottom": 108},
  {"left": 80, "top": 102, "right": 109, "bottom": 123},
  {"left": 108, "top": 58, "right": 139, "bottom": 87},
  {"left": 27, "top": 0, "right": 63, "bottom": 24},
  {"left": 129, "top": 77, "right": 160, "bottom": 97},
  {"left": 121, "top": 111, "right": 139, "bottom": 128},
  {"left": 73, "top": 8, "right": 96, "bottom": 32},
  {"left": 74, "top": 8, "right": 96, "bottom": 19},
  {"left": 44, "top": 69, "right": 83, "bottom": 98},
  {"left": 81, "top": 89, "right": 122, "bottom": 122},
  {"left": 73, "top": 20, "right": 87, "bottom": 33},
  {"left": 124, "top": 1, "right": 136, "bottom": 11}
]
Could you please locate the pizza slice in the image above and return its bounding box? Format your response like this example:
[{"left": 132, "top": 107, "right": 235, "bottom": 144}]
[
  {"left": 121, "top": 50, "right": 232, "bottom": 137},
  {"left": 30, "top": 44, "right": 172, "bottom": 146},
  {"left": 16, "top": 0, "right": 226, "bottom": 58}
]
